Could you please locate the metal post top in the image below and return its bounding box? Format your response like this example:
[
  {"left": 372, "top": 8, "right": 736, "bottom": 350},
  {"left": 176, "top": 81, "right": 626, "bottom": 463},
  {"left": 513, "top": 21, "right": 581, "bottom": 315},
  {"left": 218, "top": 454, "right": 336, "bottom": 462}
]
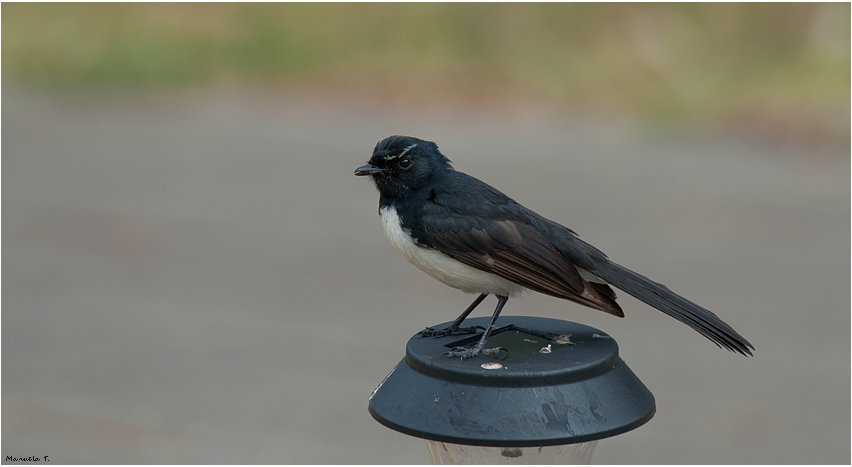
[{"left": 368, "top": 316, "right": 655, "bottom": 447}]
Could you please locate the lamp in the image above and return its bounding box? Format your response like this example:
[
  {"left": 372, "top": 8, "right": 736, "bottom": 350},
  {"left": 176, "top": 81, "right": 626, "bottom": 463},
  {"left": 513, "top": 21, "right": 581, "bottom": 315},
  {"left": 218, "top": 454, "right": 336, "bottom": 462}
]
[{"left": 369, "top": 316, "right": 655, "bottom": 464}]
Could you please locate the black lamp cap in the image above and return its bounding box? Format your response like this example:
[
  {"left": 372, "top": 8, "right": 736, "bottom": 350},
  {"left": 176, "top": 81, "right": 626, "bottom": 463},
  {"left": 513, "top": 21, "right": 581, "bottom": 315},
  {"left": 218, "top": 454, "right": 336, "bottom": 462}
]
[{"left": 368, "top": 316, "right": 655, "bottom": 447}]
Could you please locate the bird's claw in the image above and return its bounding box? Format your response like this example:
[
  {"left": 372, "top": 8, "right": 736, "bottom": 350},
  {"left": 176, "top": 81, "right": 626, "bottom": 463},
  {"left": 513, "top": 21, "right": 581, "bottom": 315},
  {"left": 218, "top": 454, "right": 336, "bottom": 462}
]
[
  {"left": 416, "top": 325, "right": 484, "bottom": 338},
  {"left": 442, "top": 346, "right": 508, "bottom": 360}
]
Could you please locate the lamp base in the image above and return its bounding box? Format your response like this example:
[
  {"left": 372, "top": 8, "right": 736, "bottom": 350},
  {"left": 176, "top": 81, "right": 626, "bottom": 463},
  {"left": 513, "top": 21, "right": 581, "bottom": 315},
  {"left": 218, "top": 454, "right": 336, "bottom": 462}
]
[{"left": 426, "top": 440, "right": 598, "bottom": 465}]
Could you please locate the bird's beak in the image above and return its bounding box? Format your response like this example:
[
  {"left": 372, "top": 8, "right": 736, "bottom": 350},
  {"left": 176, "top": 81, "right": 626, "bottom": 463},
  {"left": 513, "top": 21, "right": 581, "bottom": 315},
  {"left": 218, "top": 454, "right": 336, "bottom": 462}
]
[{"left": 354, "top": 163, "right": 384, "bottom": 176}]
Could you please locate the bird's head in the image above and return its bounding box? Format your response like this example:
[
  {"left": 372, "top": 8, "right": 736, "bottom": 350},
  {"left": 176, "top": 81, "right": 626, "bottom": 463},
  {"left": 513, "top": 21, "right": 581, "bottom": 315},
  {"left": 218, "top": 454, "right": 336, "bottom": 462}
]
[{"left": 355, "top": 136, "right": 452, "bottom": 198}]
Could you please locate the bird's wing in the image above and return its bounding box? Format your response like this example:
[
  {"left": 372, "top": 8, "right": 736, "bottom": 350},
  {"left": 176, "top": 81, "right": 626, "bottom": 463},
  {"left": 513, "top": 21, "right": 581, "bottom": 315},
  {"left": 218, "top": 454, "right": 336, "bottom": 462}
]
[
  {"left": 417, "top": 171, "right": 752, "bottom": 356},
  {"left": 420, "top": 209, "right": 623, "bottom": 316}
]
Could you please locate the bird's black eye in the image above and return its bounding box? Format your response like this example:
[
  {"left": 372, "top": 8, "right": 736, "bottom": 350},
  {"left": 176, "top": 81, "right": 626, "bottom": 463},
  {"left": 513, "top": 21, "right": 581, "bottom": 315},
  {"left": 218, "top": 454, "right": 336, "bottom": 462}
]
[{"left": 398, "top": 157, "right": 412, "bottom": 169}]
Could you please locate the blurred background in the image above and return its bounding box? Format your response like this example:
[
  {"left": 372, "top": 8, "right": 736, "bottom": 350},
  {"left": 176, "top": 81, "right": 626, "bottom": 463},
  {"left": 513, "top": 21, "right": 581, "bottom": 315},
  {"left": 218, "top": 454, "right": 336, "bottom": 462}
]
[{"left": 2, "top": 3, "right": 849, "bottom": 464}]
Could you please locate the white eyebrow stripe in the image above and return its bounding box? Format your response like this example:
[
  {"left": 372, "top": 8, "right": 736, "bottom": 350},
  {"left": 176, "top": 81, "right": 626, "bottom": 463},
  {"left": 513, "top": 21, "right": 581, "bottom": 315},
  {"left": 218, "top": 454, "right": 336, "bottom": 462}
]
[
  {"left": 382, "top": 143, "right": 417, "bottom": 161},
  {"left": 399, "top": 143, "right": 417, "bottom": 157}
]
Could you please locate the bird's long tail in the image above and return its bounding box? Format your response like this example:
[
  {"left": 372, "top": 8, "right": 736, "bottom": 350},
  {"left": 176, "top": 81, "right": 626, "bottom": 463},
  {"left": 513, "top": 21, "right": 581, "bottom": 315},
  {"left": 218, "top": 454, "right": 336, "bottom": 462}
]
[{"left": 591, "top": 261, "right": 754, "bottom": 356}]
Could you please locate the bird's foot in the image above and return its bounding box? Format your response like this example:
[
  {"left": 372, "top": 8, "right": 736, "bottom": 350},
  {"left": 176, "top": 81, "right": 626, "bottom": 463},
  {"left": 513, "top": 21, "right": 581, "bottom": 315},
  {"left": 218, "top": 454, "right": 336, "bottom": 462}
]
[
  {"left": 442, "top": 345, "right": 507, "bottom": 360},
  {"left": 416, "top": 325, "right": 484, "bottom": 338}
]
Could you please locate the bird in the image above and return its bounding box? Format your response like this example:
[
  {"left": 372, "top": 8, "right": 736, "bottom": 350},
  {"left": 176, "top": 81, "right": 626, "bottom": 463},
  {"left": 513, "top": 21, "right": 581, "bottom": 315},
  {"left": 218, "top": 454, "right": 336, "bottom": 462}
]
[{"left": 355, "top": 135, "right": 753, "bottom": 359}]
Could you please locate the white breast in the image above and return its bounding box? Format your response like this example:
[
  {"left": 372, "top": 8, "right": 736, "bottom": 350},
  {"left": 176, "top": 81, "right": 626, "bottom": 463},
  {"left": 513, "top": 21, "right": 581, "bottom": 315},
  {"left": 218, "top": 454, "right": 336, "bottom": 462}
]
[{"left": 380, "top": 206, "right": 526, "bottom": 297}]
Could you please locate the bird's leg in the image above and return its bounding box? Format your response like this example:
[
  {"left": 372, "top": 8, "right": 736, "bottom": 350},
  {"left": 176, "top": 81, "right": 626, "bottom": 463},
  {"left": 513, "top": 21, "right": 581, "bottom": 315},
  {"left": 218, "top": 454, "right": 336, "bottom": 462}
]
[
  {"left": 417, "top": 294, "right": 487, "bottom": 338},
  {"left": 443, "top": 295, "right": 509, "bottom": 359}
]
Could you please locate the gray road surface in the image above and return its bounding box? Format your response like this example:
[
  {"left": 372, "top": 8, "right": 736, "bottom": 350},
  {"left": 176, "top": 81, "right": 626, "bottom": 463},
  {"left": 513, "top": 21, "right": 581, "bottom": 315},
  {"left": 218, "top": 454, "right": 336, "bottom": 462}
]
[{"left": 3, "top": 88, "right": 849, "bottom": 463}]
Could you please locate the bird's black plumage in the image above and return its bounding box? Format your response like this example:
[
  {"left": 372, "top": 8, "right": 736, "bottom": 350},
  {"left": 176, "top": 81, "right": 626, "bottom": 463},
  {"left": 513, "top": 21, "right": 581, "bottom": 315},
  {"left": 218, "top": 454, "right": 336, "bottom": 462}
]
[{"left": 356, "top": 135, "right": 754, "bottom": 357}]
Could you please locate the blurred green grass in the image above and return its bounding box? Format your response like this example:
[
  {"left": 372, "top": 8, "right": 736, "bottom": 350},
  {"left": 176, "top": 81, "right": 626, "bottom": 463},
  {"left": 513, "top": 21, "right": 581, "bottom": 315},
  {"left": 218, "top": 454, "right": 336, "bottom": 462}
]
[{"left": 3, "top": 3, "right": 849, "bottom": 143}]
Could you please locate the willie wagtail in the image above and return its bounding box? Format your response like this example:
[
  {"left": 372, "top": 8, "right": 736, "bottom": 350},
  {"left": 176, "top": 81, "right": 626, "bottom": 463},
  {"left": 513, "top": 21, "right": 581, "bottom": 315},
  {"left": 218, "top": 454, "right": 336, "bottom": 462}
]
[{"left": 355, "top": 136, "right": 753, "bottom": 359}]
